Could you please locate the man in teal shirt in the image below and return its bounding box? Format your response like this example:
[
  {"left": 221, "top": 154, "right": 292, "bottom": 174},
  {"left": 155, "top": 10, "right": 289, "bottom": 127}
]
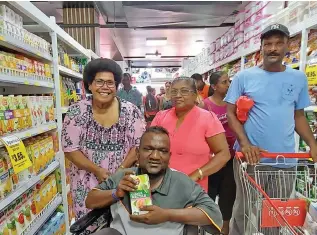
[
  {"left": 117, "top": 73, "right": 142, "bottom": 110},
  {"left": 86, "top": 126, "right": 222, "bottom": 235}
]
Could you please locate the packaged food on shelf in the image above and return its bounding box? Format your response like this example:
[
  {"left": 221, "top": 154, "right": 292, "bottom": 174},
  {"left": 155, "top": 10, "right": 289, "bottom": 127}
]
[
  {"left": 35, "top": 211, "right": 65, "bottom": 235},
  {"left": 283, "top": 34, "right": 301, "bottom": 66},
  {"left": 0, "top": 209, "right": 9, "bottom": 235},
  {"left": 308, "top": 29, "right": 317, "bottom": 58},
  {"left": 14, "top": 196, "right": 26, "bottom": 234},
  {"left": 309, "top": 1, "right": 317, "bottom": 17},
  {"left": 0, "top": 5, "right": 51, "bottom": 54},
  {"left": 6, "top": 201, "right": 17, "bottom": 235}
]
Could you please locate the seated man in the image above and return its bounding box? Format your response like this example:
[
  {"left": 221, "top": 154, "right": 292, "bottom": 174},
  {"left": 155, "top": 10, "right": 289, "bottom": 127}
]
[{"left": 85, "top": 126, "right": 223, "bottom": 235}]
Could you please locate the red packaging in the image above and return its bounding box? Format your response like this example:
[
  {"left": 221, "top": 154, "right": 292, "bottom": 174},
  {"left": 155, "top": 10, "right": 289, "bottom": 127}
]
[{"left": 236, "top": 96, "right": 254, "bottom": 124}]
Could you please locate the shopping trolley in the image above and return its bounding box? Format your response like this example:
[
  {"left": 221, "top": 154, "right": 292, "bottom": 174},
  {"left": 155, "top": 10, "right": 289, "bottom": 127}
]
[{"left": 235, "top": 152, "right": 317, "bottom": 235}]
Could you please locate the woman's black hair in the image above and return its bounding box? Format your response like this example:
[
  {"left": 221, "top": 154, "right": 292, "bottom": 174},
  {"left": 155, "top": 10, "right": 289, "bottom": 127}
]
[
  {"left": 171, "top": 76, "right": 197, "bottom": 94},
  {"left": 83, "top": 58, "right": 123, "bottom": 93},
  {"left": 123, "top": 73, "right": 131, "bottom": 80},
  {"left": 209, "top": 71, "right": 227, "bottom": 86}
]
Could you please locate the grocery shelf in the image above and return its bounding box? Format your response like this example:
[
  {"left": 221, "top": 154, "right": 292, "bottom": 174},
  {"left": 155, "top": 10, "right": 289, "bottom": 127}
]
[
  {"left": 59, "top": 65, "right": 83, "bottom": 81},
  {"left": 0, "top": 33, "right": 52, "bottom": 62},
  {"left": 0, "top": 73, "right": 54, "bottom": 88},
  {"left": 0, "top": 122, "right": 57, "bottom": 147},
  {"left": 21, "top": 194, "right": 63, "bottom": 235},
  {"left": 0, "top": 161, "right": 60, "bottom": 211}
]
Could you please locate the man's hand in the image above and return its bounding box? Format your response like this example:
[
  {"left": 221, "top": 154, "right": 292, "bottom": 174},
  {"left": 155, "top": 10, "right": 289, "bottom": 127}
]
[
  {"left": 116, "top": 171, "right": 138, "bottom": 198},
  {"left": 94, "top": 167, "right": 110, "bottom": 183},
  {"left": 241, "top": 144, "right": 266, "bottom": 165},
  {"left": 130, "top": 205, "right": 170, "bottom": 225},
  {"left": 310, "top": 144, "right": 317, "bottom": 162}
]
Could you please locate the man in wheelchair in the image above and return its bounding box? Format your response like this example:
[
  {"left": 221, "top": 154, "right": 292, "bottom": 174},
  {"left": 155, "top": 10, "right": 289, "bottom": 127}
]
[{"left": 81, "top": 126, "right": 222, "bottom": 235}]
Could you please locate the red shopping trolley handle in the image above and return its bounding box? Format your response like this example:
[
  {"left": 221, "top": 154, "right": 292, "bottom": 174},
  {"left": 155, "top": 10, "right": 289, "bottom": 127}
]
[{"left": 235, "top": 152, "right": 311, "bottom": 159}]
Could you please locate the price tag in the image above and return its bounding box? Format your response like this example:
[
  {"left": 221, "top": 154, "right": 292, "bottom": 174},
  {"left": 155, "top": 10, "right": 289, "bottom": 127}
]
[
  {"left": 34, "top": 82, "right": 40, "bottom": 86},
  {"left": 306, "top": 64, "right": 317, "bottom": 85},
  {"left": 0, "top": 35, "right": 4, "bottom": 41},
  {"left": 40, "top": 174, "right": 45, "bottom": 180},
  {"left": 0, "top": 135, "right": 32, "bottom": 174},
  {"left": 24, "top": 81, "right": 29, "bottom": 85}
]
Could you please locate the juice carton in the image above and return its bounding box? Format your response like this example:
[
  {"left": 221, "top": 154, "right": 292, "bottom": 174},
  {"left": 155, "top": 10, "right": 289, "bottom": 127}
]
[
  {"left": 0, "top": 209, "right": 9, "bottom": 235},
  {"left": 8, "top": 167, "right": 19, "bottom": 191},
  {"left": 25, "top": 189, "right": 36, "bottom": 220},
  {"left": 26, "top": 96, "right": 36, "bottom": 127},
  {"left": 6, "top": 201, "right": 17, "bottom": 235},
  {"left": 14, "top": 196, "right": 26, "bottom": 234},
  {"left": 29, "top": 140, "right": 40, "bottom": 174},
  {"left": 51, "top": 132, "right": 59, "bottom": 153},
  {"left": 36, "top": 96, "right": 44, "bottom": 125},
  {"left": 0, "top": 96, "right": 8, "bottom": 111},
  {"left": 21, "top": 192, "right": 31, "bottom": 226},
  {"left": 37, "top": 136, "right": 46, "bottom": 171},
  {"left": 34, "top": 183, "right": 43, "bottom": 214},
  {"left": 129, "top": 174, "right": 152, "bottom": 215},
  {"left": 51, "top": 174, "right": 57, "bottom": 196},
  {"left": 55, "top": 168, "right": 62, "bottom": 193},
  {"left": 0, "top": 171, "right": 12, "bottom": 200}
]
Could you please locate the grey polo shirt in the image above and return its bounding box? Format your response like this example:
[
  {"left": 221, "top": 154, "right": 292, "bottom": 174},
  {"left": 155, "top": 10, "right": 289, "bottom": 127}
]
[{"left": 95, "top": 167, "right": 222, "bottom": 235}]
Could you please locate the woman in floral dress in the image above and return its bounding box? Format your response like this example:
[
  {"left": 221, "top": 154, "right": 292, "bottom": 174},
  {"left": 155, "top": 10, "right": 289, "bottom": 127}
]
[{"left": 62, "top": 58, "right": 146, "bottom": 234}]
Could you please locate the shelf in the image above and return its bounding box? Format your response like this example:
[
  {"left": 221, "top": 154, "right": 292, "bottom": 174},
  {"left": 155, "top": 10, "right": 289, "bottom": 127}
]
[
  {"left": 0, "top": 122, "right": 57, "bottom": 147},
  {"left": 59, "top": 65, "right": 83, "bottom": 81},
  {"left": 0, "top": 161, "right": 60, "bottom": 211},
  {"left": 0, "top": 33, "right": 52, "bottom": 62},
  {"left": 21, "top": 194, "right": 63, "bottom": 235},
  {"left": 0, "top": 73, "right": 54, "bottom": 88}
]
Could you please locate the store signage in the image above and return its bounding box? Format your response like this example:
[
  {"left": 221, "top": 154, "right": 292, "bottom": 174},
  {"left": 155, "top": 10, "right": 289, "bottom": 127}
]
[
  {"left": 0, "top": 135, "right": 32, "bottom": 174},
  {"left": 306, "top": 64, "right": 317, "bottom": 85}
]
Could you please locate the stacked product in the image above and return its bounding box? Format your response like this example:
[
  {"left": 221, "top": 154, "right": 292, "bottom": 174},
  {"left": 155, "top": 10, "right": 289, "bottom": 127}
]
[
  {"left": 35, "top": 208, "right": 66, "bottom": 235},
  {"left": 0, "top": 52, "right": 52, "bottom": 81},
  {"left": 0, "top": 5, "right": 51, "bottom": 54},
  {"left": 283, "top": 34, "right": 301, "bottom": 67},
  {"left": 0, "top": 172, "right": 58, "bottom": 235},
  {"left": 0, "top": 132, "right": 58, "bottom": 200},
  {"left": 60, "top": 76, "right": 80, "bottom": 107},
  {"left": 0, "top": 95, "right": 55, "bottom": 136},
  {"left": 307, "top": 29, "right": 317, "bottom": 92},
  {"left": 58, "top": 45, "right": 87, "bottom": 74},
  {"left": 244, "top": 51, "right": 262, "bottom": 69},
  {"left": 228, "top": 59, "right": 242, "bottom": 79}
]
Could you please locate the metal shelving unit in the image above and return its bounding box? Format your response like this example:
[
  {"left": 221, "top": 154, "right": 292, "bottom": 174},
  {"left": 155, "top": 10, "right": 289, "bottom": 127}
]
[{"left": 0, "top": 2, "right": 99, "bottom": 234}]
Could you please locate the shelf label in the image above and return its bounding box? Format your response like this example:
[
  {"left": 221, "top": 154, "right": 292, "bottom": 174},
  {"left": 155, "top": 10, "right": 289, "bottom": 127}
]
[
  {"left": 0, "top": 35, "right": 4, "bottom": 41},
  {"left": 34, "top": 82, "right": 40, "bottom": 86},
  {"left": 24, "top": 81, "right": 29, "bottom": 85},
  {"left": 306, "top": 64, "right": 317, "bottom": 85},
  {"left": 0, "top": 135, "right": 32, "bottom": 174}
]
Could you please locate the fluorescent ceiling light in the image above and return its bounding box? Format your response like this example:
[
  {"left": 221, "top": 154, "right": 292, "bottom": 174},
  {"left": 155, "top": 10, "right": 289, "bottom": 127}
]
[
  {"left": 145, "top": 53, "right": 161, "bottom": 59},
  {"left": 146, "top": 37, "right": 167, "bottom": 46},
  {"left": 148, "top": 63, "right": 152, "bottom": 67}
]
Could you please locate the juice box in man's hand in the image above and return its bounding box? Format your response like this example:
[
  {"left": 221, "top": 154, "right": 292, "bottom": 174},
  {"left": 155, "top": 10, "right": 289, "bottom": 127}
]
[{"left": 130, "top": 174, "right": 152, "bottom": 215}]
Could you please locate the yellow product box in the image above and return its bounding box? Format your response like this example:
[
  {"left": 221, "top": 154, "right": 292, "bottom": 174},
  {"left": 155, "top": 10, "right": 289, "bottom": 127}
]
[
  {"left": 50, "top": 174, "right": 57, "bottom": 196},
  {"left": 0, "top": 111, "right": 5, "bottom": 136},
  {"left": 38, "top": 137, "right": 47, "bottom": 170},
  {"left": 8, "top": 167, "right": 19, "bottom": 191},
  {"left": 26, "top": 188, "right": 36, "bottom": 219},
  {"left": 7, "top": 95, "right": 16, "bottom": 111},
  {"left": 16, "top": 95, "right": 23, "bottom": 110},
  {"left": 0, "top": 171, "right": 12, "bottom": 200},
  {"left": 34, "top": 185, "right": 42, "bottom": 214},
  {"left": 45, "top": 176, "right": 53, "bottom": 202},
  {"left": 0, "top": 95, "right": 8, "bottom": 111},
  {"left": 45, "top": 135, "right": 54, "bottom": 163},
  {"left": 41, "top": 180, "right": 49, "bottom": 207},
  {"left": 29, "top": 140, "right": 40, "bottom": 174}
]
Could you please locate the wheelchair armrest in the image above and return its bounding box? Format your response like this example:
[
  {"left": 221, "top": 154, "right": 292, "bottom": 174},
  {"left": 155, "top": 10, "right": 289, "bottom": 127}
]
[{"left": 70, "top": 207, "right": 111, "bottom": 234}]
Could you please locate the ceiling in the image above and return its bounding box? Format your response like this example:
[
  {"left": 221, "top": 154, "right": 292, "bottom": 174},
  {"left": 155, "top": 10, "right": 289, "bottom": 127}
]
[{"left": 32, "top": 1, "right": 247, "bottom": 67}]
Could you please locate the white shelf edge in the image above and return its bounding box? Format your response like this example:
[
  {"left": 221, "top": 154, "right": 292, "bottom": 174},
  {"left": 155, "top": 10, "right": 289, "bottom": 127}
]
[
  {"left": 0, "top": 73, "right": 54, "bottom": 88},
  {"left": 0, "top": 33, "right": 52, "bottom": 62},
  {"left": 59, "top": 65, "right": 83, "bottom": 80},
  {"left": 66, "top": 184, "right": 70, "bottom": 194},
  {"left": 0, "top": 161, "right": 60, "bottom": 211},
  {"left": 23, "top": 194, "right": 63, "bottom": 235},
  {"left": 61, "top": 106, "right": 69, "bottom": 114},
  {"left": 0, "top": 122, "right": 57, "bottom": 147}
]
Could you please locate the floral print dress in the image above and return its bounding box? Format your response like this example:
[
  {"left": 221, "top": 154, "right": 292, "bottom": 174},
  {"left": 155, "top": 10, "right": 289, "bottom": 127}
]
[{"left": 62, "top": 97, "right": 145, "bottom": 234}]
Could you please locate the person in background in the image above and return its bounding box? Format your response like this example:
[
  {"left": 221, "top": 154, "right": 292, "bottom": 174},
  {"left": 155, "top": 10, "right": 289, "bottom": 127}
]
[
  {"left": 151, "top": 77, "right": 231, "bottom": 192},
  {"left": 157, "top": 86, "right": 166, "bottom": 98},
  {"left": 86, "top": 126, "right": 223, "bottom": 235},
  {"left": 159, "top": 81, "right": 172, "bottom": 110},
  {"left": 144, "top": 86, "right": 159, "bottom": 126},
  {"left": 199, "top": 71, "right": 236, "bottom": 235},
  {"left": 62, "top": 58, "right": 146, "bottom": 234},
  {"left": 191, "top": 73, "right": 211, "bottom": 100},
  {"left": 117, "top": 73, "right": 143, "bottom": 110},
  {"left": 225, "top": 24, "right": 317, "bottom": 235}
]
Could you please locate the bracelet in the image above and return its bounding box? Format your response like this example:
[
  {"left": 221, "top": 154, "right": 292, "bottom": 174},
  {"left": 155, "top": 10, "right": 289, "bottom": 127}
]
[
  {"left": 112, "top": 189, "right": 121, "bottom": 202},
  {"left": 197, "top": 168, "right": 204, "bottom": 180}
]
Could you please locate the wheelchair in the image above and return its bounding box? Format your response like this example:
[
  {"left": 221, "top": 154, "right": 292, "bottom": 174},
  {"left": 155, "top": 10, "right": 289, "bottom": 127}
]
[{"left": 70, "top": 206, "right": 222, "bottom": 235}]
